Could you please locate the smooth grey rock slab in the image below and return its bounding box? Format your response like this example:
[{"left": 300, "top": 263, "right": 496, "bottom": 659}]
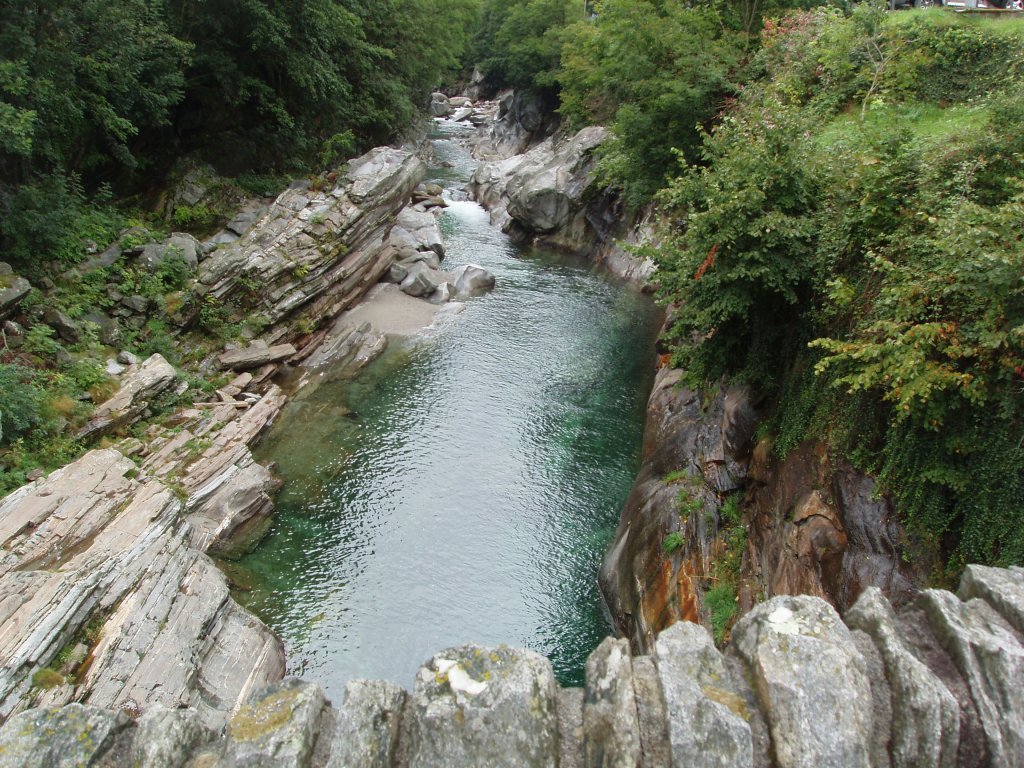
[
  {"left": 583, "top": 636, "right": 641, "bottom": 768},
  {"left": 218, "top": 341, "right": 296, "bottom": 370},
  {"left": 958, "top": 564, "right": 1024, "bottom": 636},
  {"left": 732, "top": 595, "right": 872, "bottom": 768},
  {"left": 654, "top": 621, "right": 753, "bottom": 768},
  {"left": 0, "top": 704, "right": 131, "bottom": 768},
  {"left": 225, "top": 678, "right": 328, "bottom": 768},
  {"left": 918, "top": 588, "right": 1024, "bottom": 767},
  {"left": 846, "top": 587, "right": 960, "bottom": 768},
  {"left": 328, "top": 679, "right": 406, "bottom": 768},
  {"left": 404, "top": 644, "right": 559, "bottom": 768},
  {"left": 132, "top": 706, "right": 215, "bottom": 768}
]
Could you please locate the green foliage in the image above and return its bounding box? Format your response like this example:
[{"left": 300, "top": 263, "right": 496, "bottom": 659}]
[
  {"left": 22, "top": 325, "right": 64, "bottom": 360},
  {"left": 560, "top": 0, "right": 742, "bottom": 205},
  {"left": 171, "top": 203, "right": 217, "bottom": 231},
  {"left": 472, "top": 0, "right": 581, "bottom": 94},
  {"left": 657, "top": 97, "right": 818, "bottom": 387},
  {"left": 655, "top": 9, "right": 1024, "bottom": 567},
  {"left": 1, "top": 0, "right": 484, "bottom": 269},
  {"left": 31, "top": 668, "right": 65, "bottom": 690},
  {"left": 705, "top": 580, "right": 738, "bottom": 645},
  {"left": 0, "top": 174, "right": 125, "bottom": 271},
  {"left": 662, "top": 531, "right": 686, "bottom": 554},
  {"left": 0, "top": 363, "right": 45, "bottom": 445}
]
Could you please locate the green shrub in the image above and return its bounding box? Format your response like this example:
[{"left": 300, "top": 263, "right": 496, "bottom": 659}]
[
  {"left": 662, "top": 531, "right": 686, "bottom": 554},
  {"left": 0, "top": 364, "right": 45, "bottom": 445}
]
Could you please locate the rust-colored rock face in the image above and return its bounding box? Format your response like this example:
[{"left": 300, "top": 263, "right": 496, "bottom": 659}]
[
  {"left": 740, "top": 440, "right": 926, "bottom": 617},
  {"left": 601, "top": 366, "right": 929, "bottom": 651},
  {"left": 599, "top": 370, "right": 750, "bottom": 652}
]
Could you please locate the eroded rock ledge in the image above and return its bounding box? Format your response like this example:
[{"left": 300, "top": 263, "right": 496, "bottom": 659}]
[{"left": 1, "top": 566, "right": 1021, "bottom": 767}]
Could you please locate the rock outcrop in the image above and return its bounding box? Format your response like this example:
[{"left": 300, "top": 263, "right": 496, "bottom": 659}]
[
  {"left": 469, "top": 113, "right": 655, "bottom": 282},
  {"left": 601, "top": 366, "right": 926, "bottom": 654},
  {"left": 197, "top": 147, "right": 426, "bottom": 345},
  {"left": 0, "top": 379, "right": 289, "bottom": 727},
  {"left": 3, "top": 568, "right": 1022, "bottom": 767}
]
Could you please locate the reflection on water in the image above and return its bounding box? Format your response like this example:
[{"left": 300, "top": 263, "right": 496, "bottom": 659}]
[{"left": 235, "top": 121, "right": 662, "bottom": 697}]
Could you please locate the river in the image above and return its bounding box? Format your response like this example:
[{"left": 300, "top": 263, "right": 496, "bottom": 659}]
[{"left": 233, "top": 120, "right": 661, "bottom": 698}]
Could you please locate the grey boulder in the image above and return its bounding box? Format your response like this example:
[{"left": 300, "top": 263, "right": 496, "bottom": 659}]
[
  {"left": 452, "top": 263, "right": 496, "bottom": 298},
  {"left": 731, "top": 595, "right": 873, "bottom": 768},
  {"left": 138, "top": 233, "right": 201, "bottom": 273},
  {"left": 428, "top": 92, "right": 452, "bottom": 117},
  {"left": 404, "top": 644, "right": 560, "bottom": 768},
  {"left": 400, "top": 263, "right": 445, "bottom": 298},
  {"left": 0, "top": 263, "right": 32, "bottom": 320}
]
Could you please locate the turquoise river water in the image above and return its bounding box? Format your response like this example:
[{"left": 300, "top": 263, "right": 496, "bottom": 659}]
[{"left": 234, "top": 121, "right": 662, "bottom": 698}]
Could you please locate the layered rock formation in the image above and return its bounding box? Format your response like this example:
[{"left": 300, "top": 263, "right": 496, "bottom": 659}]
[
  {"left": 197, "top": 147, "right": 426, "bottom": 346},
  {"left": 601, "top": 366, "right": 926, "bottom": 654},
  {"left": 0, "top": 363, "right": 288, "bottom": 727},
  {"left": 3, "top": 567, "right": 1021, "bottom": 767}
]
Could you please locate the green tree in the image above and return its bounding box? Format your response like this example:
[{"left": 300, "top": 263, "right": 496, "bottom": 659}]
[{"left": 559, "top": 0, "right": 741, "bottom": 205}]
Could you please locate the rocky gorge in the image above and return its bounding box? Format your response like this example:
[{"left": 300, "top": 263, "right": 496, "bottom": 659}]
[{"left": 1, "top": 94, "right": 1022, "bottom": 768}]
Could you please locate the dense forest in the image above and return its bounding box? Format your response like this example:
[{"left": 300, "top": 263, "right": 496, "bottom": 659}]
[{"left": 1, "top": 0, "right": 1022, "bottom": 573}]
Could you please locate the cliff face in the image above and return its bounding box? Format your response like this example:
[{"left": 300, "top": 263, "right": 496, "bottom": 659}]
[
  {"left": 600, "top": 367, "right": 928, "bottom": 654},
  {"left": 3, "top": 566, "right": 1021, "bottom": 768},
  {"left": 468, "top": 98, "right": 656, "bottom": 284}
]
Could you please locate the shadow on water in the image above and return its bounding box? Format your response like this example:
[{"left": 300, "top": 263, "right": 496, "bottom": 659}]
[{"left": 233, "top": 121, "right": 663, "bottom": 696}]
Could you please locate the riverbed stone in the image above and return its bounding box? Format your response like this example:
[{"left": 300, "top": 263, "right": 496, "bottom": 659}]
[
  {"left": 654, "top": 621, "right": 753, "bottom": 768},
  {"left": 451, "top": 263, "right": 495, "bottom": 298},
  {"left": 328, "top": 679, "right": 406, "bottom": 768},
  {"left": 583, "top": 637, "right": 641, "bottom": 768},
  {"left": 428, "top": 92, "right": 452, "bottom": 117},
  {"left": 399, "top": 262, "right": 444, "bottom": 298},
  {"left": 0, "top": 704, "right": 132, "bottom": 768},
  {"left": 225, "top": 678, "right": 329, "bottom": 768},
  {"left": 731, "top": 595, "right": 873, "bottom": 768},
  {"left": 918, "top": 588, "right": 1024, "bottom": 766},
  {"left": 396, "top": 206, "right": 445, "bottom": 258},
  {"left": 404, "top": 644, "right": 559, "bottom": 768}
]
